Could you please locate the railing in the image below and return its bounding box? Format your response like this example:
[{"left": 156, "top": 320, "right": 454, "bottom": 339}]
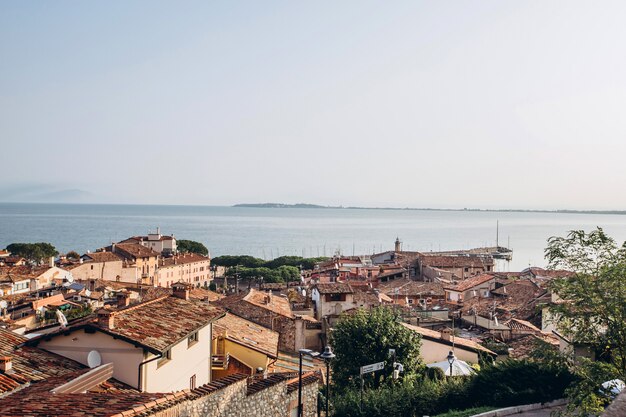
[{"left": 211, "top": 353, "right": 230, "bottom": 370}]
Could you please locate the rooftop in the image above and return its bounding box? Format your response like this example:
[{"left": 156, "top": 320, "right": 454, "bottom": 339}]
[
  {"left": 401, "top": 322, "right": 496, "bottom": 356},
  {"left": 111, "top": 243, "right": 160, "bottom": 259},
  {"left": 444, "top": 274, "right": 495, "bottom": 292},
  {"left": 314, "top": 282, "right": 354, "bottom": 294},
  {"left": 214, "top": 312, "right": 279, "bottom": 358},
  {"left": 83, "top": 252, "right": 124, "bottom": 263},
  {"left": 420, "top": 255, "right": 494, "bottom": 268}
]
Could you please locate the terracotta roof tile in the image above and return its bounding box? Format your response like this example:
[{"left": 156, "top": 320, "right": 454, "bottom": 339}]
[{"left": 214, "top": 313, "right": 279, "bottom": 358}]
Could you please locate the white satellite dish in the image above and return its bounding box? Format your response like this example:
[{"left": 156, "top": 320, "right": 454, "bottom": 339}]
[
  {"left": 0, "top": 300, "right": 7, "bottom": 309},
  {"left": 87, "top": 350, "right": 102, "bottom": 368}
]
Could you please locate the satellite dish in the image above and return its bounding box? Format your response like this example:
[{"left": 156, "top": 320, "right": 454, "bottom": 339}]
[
  {"left": 0, "top": 300, "right": 7, "bottom": 309},
  {"left": 87, "top": 350, "right": 102, "bottom": 368}
]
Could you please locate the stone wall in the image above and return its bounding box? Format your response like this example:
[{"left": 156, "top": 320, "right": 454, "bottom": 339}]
[{"left": 142, "top": 374, "right": 319, "bottom": 417}]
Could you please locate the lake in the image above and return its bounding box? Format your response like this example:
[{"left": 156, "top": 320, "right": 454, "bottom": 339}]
[{"left": 2, "top": 203, "right": 626, "bottom": 271}]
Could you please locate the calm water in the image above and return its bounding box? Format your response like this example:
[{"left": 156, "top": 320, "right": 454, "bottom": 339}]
[{"left": 2, "top": 203, "right": 626, "bottom": 271}]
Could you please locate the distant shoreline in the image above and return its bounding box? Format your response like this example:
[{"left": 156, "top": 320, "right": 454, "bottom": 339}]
[{"left": 233, "top": 203, "right": 626, "bottom": 215}]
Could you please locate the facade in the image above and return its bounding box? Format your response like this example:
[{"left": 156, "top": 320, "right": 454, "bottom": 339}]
[
  {"left": 401, "top": 323, "right": 496, "bottom": 364},
  {"left": 27, "top": 285, "right": 224, "bottom": 392},
  {"left": 444, "top": 274, "right": 495, "bottom": 304},
  {"left": 417, "top": 255, "right": 494, "bottom": 281},
  {"left": 109, "top": 243, "right": 160, "bottom": 285},
  {"left": 0, "top": 266, "right": 70, "bottom": 296},
  {"left": 119, "top": 228, "right": 177, "bottom": 255},
  {"left": 154, "top": 253, "right": 212, "bottom": 288},
  {"left": 212, "top": 312, "right": 279, "bottom": 379},
  {"left": 69, "top": 252, "right": 139, "bottom": 283}
]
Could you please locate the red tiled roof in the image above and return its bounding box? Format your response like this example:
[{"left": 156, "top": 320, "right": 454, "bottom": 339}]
[
  {"left": 111, "top": 243, "right": 160, "bottom": 259},
  {"left": 401, "top": 323, "right": 496, "bottom": 356},
  {"left": 0, "top": 328, "right": 84, "bottom": 395},
  {"left": 420, "top": 255, "right": 494, "bottom": 268},
  {"left": 313, "top": 283, "right": 354, "bottom": 294},
  {"left": 159, "top": 253, "right": 209, "bottom": 267},
  {"left": 83, "top": 252, "right": 124, "bottom": 263},
  {"left": 214, "top": 313, "right": 279, "bottom": 358},
  {"left": 444, "top": 274, "right": 494, "bottom": 292}
]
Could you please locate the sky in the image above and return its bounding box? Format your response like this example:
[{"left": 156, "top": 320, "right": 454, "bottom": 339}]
[{"left": 2, "top": 1, "right": 626, "bottom": 210}]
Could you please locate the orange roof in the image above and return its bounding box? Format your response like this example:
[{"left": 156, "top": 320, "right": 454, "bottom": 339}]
[
  {"left": 214, "top": 313, "right": 279, "bottom": 358},
  {"left": 444, "top": 274, "right": 494, "bottom": 292},
  {"left": 401, "top": 323, "right": 496, "bottom": 356}
]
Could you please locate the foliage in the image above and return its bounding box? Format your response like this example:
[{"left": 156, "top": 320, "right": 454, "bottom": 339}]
[
  {"left": 544, "top": 228, "right": 626, "bottom": 414},
  {"left": 208, "top": 281, "right": 217, "bottom": 291},
  {"left": 224, "top": 266, "right": 299, "bottom": 283},
  {"left": 6, "top": 242, "right": 58, "bottom": 264},
  {"left": 481, "top": 340, "right": 510, "bottom": 355},
  {"left": 212, "top": 255, "right": 264, "bottom": 268},
  {"left": 433, "top": 406, "right": 496, "bottom": 417},
  {"left": 213, "top": 254, "right": 329, "bottom": 270},
  {"left": 263, "top": 255, "right": 329, "bottom": 270},
  {"left": 330, "top": 307, "right": 422, "bottom": 390},
  {"left": 65, "top": 250, "right": 80, "bottom": 261},
  {"left": 177, "top": 239, "right": 209, "bottom": 256},
  {"left": 332, "top": 359, "right": 573, "bottom": 417}
]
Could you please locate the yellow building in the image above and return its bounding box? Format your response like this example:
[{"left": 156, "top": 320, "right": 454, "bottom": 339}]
[{"left": 212, "top": 312, "right": 279, "bottom": 379}]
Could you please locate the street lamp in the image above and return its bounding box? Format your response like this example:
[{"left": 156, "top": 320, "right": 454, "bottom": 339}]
[
  {"left": 446, "top": 350, "right": 456, "bottom": 377},
  {"left": 319, "top": 346, "right": 335, "bottom": 416},
  {"left": 298, "top": 349, "right": 320, "bottom": 417}
]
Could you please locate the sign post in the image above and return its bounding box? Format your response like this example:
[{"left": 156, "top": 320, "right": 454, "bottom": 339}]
[{"left": 359, "top": 361, "right": 385, "bottom": 412}]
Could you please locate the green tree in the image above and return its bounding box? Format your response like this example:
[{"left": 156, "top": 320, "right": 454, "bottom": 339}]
[
  {"left": 330, "top": 307, "right": 422, "bottom": 390},
  {"left": 6, "top": 242, "right": 58, "bottom": 264},
  {"left": 212, "top": 255, "right": 264, "bottom": 268},
  {"left": 65, "top": 251, "right": 80, "bottom": 261},
  {"left": 544, "top": 228, "right": 626, "bottom": 415},
  {"left": 177, "top": 239, "right": 209, "bottom": 256}
]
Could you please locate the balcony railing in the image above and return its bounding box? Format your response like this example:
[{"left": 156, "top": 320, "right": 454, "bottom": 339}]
[{"left": 211, "top": 353, "right": 229, "bottom": 370}]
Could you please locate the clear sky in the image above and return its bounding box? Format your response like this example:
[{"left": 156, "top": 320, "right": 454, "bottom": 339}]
[{"left": 2, "top": 1, "right": 626, "bottom": 209}]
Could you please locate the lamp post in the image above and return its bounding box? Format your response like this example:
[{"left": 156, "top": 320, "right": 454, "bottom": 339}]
[
  {"left": 319, "top": 346, "right": 335, "bottom": 416},
  {"left": 446, "top": 350, "right": 456, "bottom": 377},
  {"left": 298, "top": 349, "right": 320, "bottom": 417}
]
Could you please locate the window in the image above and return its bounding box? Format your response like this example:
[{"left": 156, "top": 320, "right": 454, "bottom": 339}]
[
  {"left": 90, "top": 265, "right": 94, "bottom": 270},
  {"left": 408, "top": 298, "right": 414, "bottom": 304},
  {"left": 464, "top": 267, "right": 469, "bottom": 272},
  {"left": 188, "top": 332, "right": 198, "bottom": 348},
  {"left": 157, "top": 349, "right": 171, "bottom": 368},
  {"left": 190, "top": 374, "right": 196, "bottom": 390}
]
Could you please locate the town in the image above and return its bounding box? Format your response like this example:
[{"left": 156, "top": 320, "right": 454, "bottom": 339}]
[{"left": 2, "top": 229, "right": 619, "bottom": 417}]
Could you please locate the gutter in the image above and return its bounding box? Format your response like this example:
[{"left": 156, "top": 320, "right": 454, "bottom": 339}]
[{"left": 138, "top": 351, "right": 163, "bottom": 391}]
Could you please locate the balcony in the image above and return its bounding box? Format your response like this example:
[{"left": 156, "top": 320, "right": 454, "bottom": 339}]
[{"left": 211, "top": 353, "right": 229, "bottom": 370}]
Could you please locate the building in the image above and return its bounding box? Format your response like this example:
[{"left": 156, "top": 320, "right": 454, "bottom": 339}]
[
  {"left": 401, "top": 323, "right": 496, "bottom": 364},
  {"left": 25, "top": 283, "right": 225, "bottom": 392},
  {"left": 378, "top": 279, "right": 445, "bottom": 308},
  {"left": 0, "top": 265, "right": 71, "bottom": 296},
  {"left": 215, "top": 289, "right": 321, "bottom": 353},
  {"left": 443, "top": 274, "right": 496, "bottom": 305},
  {"left": 119, "top": 228, "right": 177, "bottom": 255},
  {"left": 154, "top": 252, "right": 212, "bottom": 288},
  {"left": 109, "top": 243, "right": 160, "bottom": 285},
  {"left": 417, "top": 255, "right": 495, "bottom": 281},
  {"left": 68, "top": 251, "right": 139, "bottom": 283},
  {"left": 212, "top": 312, "right": 279, "bottom": 379}
]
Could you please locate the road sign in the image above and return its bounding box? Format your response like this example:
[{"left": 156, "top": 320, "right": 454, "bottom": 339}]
[{"left": 360, "top": 361, "right": 385, "bottom": 375}]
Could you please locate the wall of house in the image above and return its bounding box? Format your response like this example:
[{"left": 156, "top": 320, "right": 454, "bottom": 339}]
[
  {"left": 70, "top": 261, "right": 124, "bottom": 281},
  {"left": 420, "top": 338, "right": 479, "bottom": 364},
  {"left": 144, "top": 377, "right": 319, "bottom": 417},
  {"left": 143, "top": 325, "right": 212, "bottom": 392},
  {"left": 154, "top": 259, "right": 212, "bottom": 288},
  {"left": 223, "top": 339, "right": 269, "bottom": 372},
  {"left": 38, "top": 329, "right": 145, "bottom": 388}
]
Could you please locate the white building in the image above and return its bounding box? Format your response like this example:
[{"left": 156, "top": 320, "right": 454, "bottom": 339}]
[{"left": 27, "top": 283, "right": 225, "bottom": 392}]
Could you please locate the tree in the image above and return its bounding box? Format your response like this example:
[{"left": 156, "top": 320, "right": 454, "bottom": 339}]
[
  {"left": 545, "top": 228, "right": 626, "bottom": 414},
  {"left": 330, "top": 307, "right": 422, "bottom": 390},
  {"left": 177, "top": 239, "right": 209, "bottom": 256},
  {"left": 212, "top": 255, "right": 264, "bottom": 268},
  {"left": 6, "top": 242, "right": 58, "bottom": 264},
  {"left": 65, "top": 251, "right": 80, "bottom": 261}
]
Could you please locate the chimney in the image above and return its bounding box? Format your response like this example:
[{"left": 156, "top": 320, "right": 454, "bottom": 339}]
[
  {"left": 395, "top": 237, "right": 401, "bottom": 253},
  {"left": 111, "top": 243, "right": 116, "bottom": 253},
  {"left": 89, "top": 279, "right": 96, "bottom": 291},
  {"left": 0, "top": 356, "right": 13, "bottom": 373},
  {"left": 440, "top": 327, "right": 453, "bottom": 342},
  {"left": 97, "top": 310, "right": 115, "bottom": 329},
  {"left": 117, "top": 291, "right": 130, "bottom": 308},
  {"left": 49, "top": 256, "right": 55, "bottom": 268},
  {"left": 172, "top": 283, "right": 190, "bottom": 300}
]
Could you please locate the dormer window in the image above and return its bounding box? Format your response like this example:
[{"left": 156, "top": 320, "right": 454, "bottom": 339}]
[{"left": 188, "top": 331, "right": 198, "bottom": 347}]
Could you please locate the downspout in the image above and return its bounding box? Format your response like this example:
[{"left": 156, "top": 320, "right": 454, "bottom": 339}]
[{"left": 137, "top": 351, "right": 163, "bottom": 391}]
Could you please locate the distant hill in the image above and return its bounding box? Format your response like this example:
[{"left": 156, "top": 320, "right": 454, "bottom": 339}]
[{"left": 233, "top": 203, "right": 336, "bottom": 209}]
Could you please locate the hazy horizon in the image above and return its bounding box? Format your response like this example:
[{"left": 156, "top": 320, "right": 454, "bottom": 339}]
[{"left": 3, "top": 1, "right": 626, "bottom": 210}]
